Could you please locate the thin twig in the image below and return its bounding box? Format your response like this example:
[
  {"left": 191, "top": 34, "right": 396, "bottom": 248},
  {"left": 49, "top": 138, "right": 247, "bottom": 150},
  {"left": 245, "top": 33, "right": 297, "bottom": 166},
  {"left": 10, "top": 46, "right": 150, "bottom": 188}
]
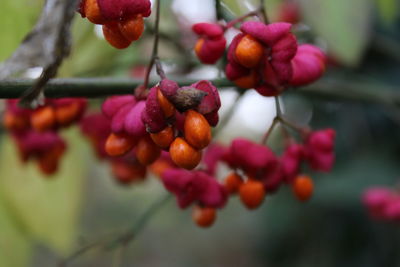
[
  {"left": 262, "top": 97, "right": 307, "bottom": 143},
  {"left": 111, "top": 245, "right": 127, "bottom": 267},
  {"left": 214, "top": 91, "right": 244, "bottom": 135},
  {"left": 278, "top": 116, "right": 307, "bottom": 134},
  {"left": 154, "top": 57, "right": 166, "bottom": 80},
  {"left": 224, "top": 10, "right": 259, "bottom": 29},
  {"left": 59, "top": 194, "right": 172, "bottom": 266},
  {"left": 258, "top": 0, "right": 269, "bottom": 24},
  {"left": 274, "top": 96, "right": 282, "bottom": 117},
  {"left": 215, "top": 0, "right": 223, "bottom": 20},
  {"left": 143, "top": 0, "right": 162, "bottom": 89},
  {"left": 261, "top": 116, "right": 280, "bottom": 144}
]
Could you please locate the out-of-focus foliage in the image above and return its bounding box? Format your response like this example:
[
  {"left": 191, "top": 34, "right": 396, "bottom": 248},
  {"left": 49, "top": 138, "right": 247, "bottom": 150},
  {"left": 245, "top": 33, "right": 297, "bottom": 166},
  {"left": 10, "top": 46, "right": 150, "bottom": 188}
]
[
  {"left": 0, "top": 128, "right": 88, "bottom": 255},
  {"left": 299, "top": 0, "right": 373, "bottom": 66},
  {"left": 0, "top": 0, "right": 43, "bottom": 61},
  {"left": 376, "top": 0, "right": 398, "bottom": 24},
  {"left": 0, "top": 198, "right": 31, "bottom": 267}
]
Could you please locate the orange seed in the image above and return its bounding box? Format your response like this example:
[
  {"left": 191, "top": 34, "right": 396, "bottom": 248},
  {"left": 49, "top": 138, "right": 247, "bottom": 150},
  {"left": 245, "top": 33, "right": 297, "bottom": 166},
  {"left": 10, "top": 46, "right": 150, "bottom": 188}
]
[
  {"left": 169, "top": 137, "right": 202, "bottom": 170},
  {"left": 192, "top": 205, "right": 216, "bottom": 228},
  {"left": 184, "top": 110, "right": 211, "bottom": 150},
  {"left": 135, "top": 135, "right": 162, "bottom": 165},
  {"left": 235, "top": 34, "right": 264, "bottom": 68},
  {"left": 292, "top": 175, "right": 314, "bottom": 202},
  {"left": 150, "top": 126, "right": 175, "bottom": 149},
  {"left": 239, "top": 179, "right": 266, "bottom": 209}
]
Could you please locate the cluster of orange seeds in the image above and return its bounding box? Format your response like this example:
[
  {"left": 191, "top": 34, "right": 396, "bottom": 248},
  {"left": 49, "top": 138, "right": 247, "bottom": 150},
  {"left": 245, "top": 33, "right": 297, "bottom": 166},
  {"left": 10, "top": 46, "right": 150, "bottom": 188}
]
[
  {"left": 150, "top": 89, "right": 212, "bottom": 170},
  {"left": 79, "top": 0, "right": 148, "bottom": 49}
]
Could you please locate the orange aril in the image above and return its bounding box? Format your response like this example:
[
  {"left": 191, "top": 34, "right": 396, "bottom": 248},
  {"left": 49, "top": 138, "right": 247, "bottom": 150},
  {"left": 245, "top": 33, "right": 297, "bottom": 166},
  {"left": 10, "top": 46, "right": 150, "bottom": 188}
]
[
  {"left": 192, "top": 205, "right": 216, "bottom": 228},
  {"left": 55, "top": 102, "right": 81, "bottom": 126},
  {"left": 135, "top": 135, "right": 162, "bottom": 165},
  {"left": 31, "top": 106, "right": 56, "bottom": 132},
  {"left": 184, "top": 110, "right": 211, "bottom": 149},
  {"left": 105, "top": 132, "right": 135, "bottom": 156},
  {"left": 102, "top": 22, "right": 131, "bottom": 49},
  {"left": 150, "top": 126, "right": 175, "bottom": 149},
  {"left": 235, "top": 34, "right": 264, "bottom": 68},
  {"left": 239, "top": 179, "right": 265, "bottom": 209},
  {"left": 111, "top": 161, "right": 146, "bottom": 184},
  {"left": 234, "top": 70, "right": 258, "bottom": 89},
  {"left": 149, "top": 158, "right": 173, "bottom": 177},
  {"left": 292, "top": 175, "right": 314, "bottom": 202},
  {"left": 118, "top": 15, "right": 144, "bottom": 42},
  {"left": 157, "top": 88, "right": 175, "bottom": 118},
  {"left": 223, "top": 172, "right": 243, "bottom": 194},
  {"left": 194, "top": 38, "right": 205, "bottom": 58},
  {"left": 3, "top": 112, "right": 29, "bottom": 130},
  {"left": 84, "top": 0, "right": 106, "bottom": 24},
  {"left": 169, "top": 137, "right": 202, "bottom": 170}
]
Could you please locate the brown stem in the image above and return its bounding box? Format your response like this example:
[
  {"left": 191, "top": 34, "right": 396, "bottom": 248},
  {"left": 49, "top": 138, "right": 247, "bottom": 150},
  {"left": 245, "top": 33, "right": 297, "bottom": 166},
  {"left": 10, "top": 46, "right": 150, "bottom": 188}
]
[
  {"left": 261, "top": 116, "right": 280, "bottom": 144},
  {"left": 143, "top": 0, "right": 162, "bottom": 90},
  {"left": 258, "top": 0, "right": 269, "bottom": 24},
  {"left": 262, "top": 97, "right": 307, "bottom": 144},
  {"left": 224, "top": 10, "right": 259, "bottom": 29},
  {"left": 154, "top": 57, "right": 166, "bottom": 80},
  {"left": 59, "top": 194, "right": 172, "bottom": 266},
  {"left": 274, "top": 96, "right": 282, "bottom": 117},
  {"left": 214, "top": 92, "right": 244, "bottom": 135}
]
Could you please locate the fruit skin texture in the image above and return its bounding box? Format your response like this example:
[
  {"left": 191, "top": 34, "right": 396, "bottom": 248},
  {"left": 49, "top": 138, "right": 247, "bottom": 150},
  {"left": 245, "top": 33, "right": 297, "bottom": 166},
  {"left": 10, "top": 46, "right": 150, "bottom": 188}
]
[
  {"left": 192, "top": 23, "right": 226, "bottom": 64},
  {"left": 105, "top": 133, "right": 135, "bottom": 156},
  {"left": 3, "top": 111, "right": 29, "bottom": 131},
  {"left": 305, "top": 128, "right": 335, "bottom": 172},
  {"left": 292, "top": 175, "right": 314, "bottom": 202},
  {"left": 55, "top": 101, "right": 81, "bottom": 126},
  {"left": 235, "top": 34, "right": 264, "bottom": 68},
  {"left": 239, "top": 179, "right": 266, "bottom": 209},
  {"left": 150, "top": 126, "right": 175, "bottom": 149},
  {"left": 83, "top": 0, "right": 106, "bottom": 24},
  {"left": 169, "top": 137, "right": 202, "bottom": 170},
  {"left": 223, "top": 172, "right": 243, "bottom": 194},
  {"left": 102, "top": 22, "right": 131, "bottom": 49},
  {"left": 162, "top": 169, "right": 227, "bottom": 208},
  {"left": 31, "top": 106, "right": 56, "bottom": 132},
  {"left": 233, "top": 70, "right": 259, "bottom": 89},
  {"left": 135, "top": 136, "right": 161, "bottom": 165},
  {"left": 118, "top": 15, "right": 144, "bottom": 42},
  {"left": 192, "top": 206, "right": 216, "bottom": 228},
  {"left": 184, "top": 110, "right": 211, "bottom": 150}
]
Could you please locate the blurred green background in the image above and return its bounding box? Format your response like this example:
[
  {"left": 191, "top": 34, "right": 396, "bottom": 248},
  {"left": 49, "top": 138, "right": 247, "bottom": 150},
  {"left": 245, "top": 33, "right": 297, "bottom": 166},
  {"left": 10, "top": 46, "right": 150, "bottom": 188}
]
[{"left": 1, "top": 0, "right": 400, "bottom": 266}]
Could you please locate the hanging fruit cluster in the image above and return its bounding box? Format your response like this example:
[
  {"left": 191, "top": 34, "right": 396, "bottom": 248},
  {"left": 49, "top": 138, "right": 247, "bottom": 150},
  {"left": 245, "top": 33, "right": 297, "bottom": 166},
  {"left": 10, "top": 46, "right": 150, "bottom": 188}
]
[
  {"left": 363, "top": 187, "right": 400, "bottom": 223},
  {"left": 78, "top": 0, "right": 151, "bottom": 48},
  {"left": 193, "top": 21, "right": 326, "bottom": 96},
  {"left": 1, "top": 0, "right": 338, "bottom": 229},
  {"left": 3, "top": 99, "right": 87, "bottom": 175},
  {"left": 158, "top": 126, "right": 335, "bottom": 228}
]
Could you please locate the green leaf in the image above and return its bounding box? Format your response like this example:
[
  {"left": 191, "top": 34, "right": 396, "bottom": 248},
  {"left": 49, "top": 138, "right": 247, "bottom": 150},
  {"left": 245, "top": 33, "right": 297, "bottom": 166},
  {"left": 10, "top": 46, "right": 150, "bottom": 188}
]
[
  {"left": 299, "top": 0, "right": 373, "bottom": 66},
  {"left": 0, "top": 128, "right": 89, "bottom": 254},
  {"left": 0, "top": 0, "right": 43, "bottom": 61},
  {"left": 375, "top": 0, "right": 398, "bottom": 25},
  {"left": 0, "top": 197, "right": 32, "bottom": 267}
]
